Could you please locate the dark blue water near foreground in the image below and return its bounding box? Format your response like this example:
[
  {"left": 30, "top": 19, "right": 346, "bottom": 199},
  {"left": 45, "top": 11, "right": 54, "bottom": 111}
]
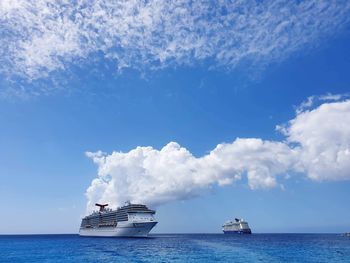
[{"left": 1, "top": 234, "right": 349, "bottom": 262}]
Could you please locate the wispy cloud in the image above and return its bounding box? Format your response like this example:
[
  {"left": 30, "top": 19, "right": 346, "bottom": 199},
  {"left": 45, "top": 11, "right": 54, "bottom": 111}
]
[
  {"left": 1, "top": 1, "right": 350, "bottom": 90},
  {"left": 295, "top": 93, "right": 350, "bottom": 113},
  {"left": 86, "top": 96, "right": 350, "bottom": 212}
]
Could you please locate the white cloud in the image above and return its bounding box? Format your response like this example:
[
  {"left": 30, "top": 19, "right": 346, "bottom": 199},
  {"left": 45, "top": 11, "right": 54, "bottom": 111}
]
[
  {"left": 1, "top": 0, "right": 350, "bottom": 86},
  {"left": 282, "top": 99, "right": 350, "bottom": 181},
  {"left": 85, "top": 97, "right": 350, "bottom": 213},
  {"left": 295, "top": 93, "right": 350, "bottom": 113},
  {"left": 85, "top": 139, "right": 297, "bottom": 212}
]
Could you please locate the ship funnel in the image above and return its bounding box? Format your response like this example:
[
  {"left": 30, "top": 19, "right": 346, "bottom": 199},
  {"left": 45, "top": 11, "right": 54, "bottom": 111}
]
[{"left": 95, "top": 203, "right": 108, "bottom": 212}]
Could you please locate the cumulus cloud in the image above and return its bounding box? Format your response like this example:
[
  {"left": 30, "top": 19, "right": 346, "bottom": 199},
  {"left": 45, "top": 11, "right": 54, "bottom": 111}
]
[
  {"left": 281, "top": 99, "right": 350, "bottom": 181},
  {"left": 1, "top": 0, "right": 350, "bottom": 85},
  {"left": 85, "top": 97, "right": 350, "bottom": 212}
]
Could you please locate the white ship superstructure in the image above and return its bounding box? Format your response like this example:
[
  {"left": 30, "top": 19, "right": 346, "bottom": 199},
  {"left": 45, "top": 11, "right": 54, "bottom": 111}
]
[
  {"left": 222, "top": 218, "right": 252, "bottom": 234},
  {"left": 79, "top": 202, "right": 157, "bottom": 237}
]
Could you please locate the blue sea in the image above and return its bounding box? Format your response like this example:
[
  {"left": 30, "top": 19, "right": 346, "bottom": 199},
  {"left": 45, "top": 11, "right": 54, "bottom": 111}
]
[{"left": 0, "top": 234, "right": 349, "bottom": 262}]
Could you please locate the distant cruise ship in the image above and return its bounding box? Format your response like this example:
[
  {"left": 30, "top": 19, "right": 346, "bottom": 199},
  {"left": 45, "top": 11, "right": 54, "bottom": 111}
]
[
  {"left": 222, "top": 218, "right": 252, "bottom": 234},
  {"left": 79, "top": 201, "right": 157, "bottom": 237}
]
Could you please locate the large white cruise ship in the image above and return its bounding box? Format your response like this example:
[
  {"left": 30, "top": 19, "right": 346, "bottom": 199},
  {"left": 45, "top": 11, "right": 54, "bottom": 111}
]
[
  {"left": 79, "top": 202, "right": 157, "bottom": 237},
  {"left": 222, "top": 218, "right": 252, "bottom": 234}
]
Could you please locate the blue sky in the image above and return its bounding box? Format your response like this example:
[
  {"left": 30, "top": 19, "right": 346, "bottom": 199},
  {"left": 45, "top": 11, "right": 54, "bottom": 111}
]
[{"left": 1, "top": 1, "right": 350, "bottom": 234}]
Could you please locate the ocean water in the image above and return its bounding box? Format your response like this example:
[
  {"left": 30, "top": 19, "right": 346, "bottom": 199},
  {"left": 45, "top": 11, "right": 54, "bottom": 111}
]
[{"left": 0, "top": 234, "right": 349, "bottom": 262}]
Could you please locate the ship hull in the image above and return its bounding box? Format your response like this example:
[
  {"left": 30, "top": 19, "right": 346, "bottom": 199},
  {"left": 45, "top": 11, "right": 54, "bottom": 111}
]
[
  {"left": 223, "top": 229, "right": 251, "bottom": 234},
  {"left": 79, "top": 221, "right": 157, "bottom": 237}
]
